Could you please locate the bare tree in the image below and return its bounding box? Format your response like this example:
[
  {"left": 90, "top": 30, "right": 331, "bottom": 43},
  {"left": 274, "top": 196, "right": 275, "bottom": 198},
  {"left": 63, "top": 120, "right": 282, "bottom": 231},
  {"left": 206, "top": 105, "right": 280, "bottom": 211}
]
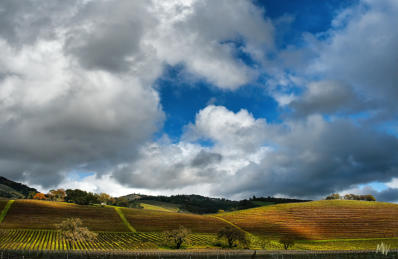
[
  {"left": 56, "top": 218, "right": 97, "bottom": 248},
  {"left": 217, "top": 226, "right": 250, "bottom": 248},
  {"left": 279, "top": 236, "right": 295, "bottom": 250},
  {"left": 164, "top": 226, "right": 191, "bottom": 249}
]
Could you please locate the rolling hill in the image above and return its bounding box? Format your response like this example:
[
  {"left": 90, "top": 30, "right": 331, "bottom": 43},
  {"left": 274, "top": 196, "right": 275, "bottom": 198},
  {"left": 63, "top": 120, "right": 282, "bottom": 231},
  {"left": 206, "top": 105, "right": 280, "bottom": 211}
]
[
  {"left": 0, "top": 177, "right": 37, "bottom": 199},
  {"left": 0, "top": 199, "right": 128, "bottom": 232},
  {"left": 121, "top": 206, "right": 231, "bottom": 233},
  {"left": 217, "top": 200, "right": 398, "bottom": 239},
  {"left": 0, "top": 199, "right": 397, "bottom": 241},
  {"left": 0, "top": 199, "right": 231, "bottom": 233},
  {"left": 139, "top": 200, "right": 181, "bottom": 212}
]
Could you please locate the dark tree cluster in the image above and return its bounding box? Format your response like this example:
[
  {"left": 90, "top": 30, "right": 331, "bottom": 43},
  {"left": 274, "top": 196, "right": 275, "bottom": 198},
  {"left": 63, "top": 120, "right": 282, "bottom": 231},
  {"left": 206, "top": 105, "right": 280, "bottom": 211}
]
[
  {"left": 63, "top": 189, "right": 141, "bottom": 207},
  {"left": 132, "top": 194, "right": 311, "bottom": 214},
  {"left": 325, "top": 193, "right": 376, "bottom": 201},
  {"left": 249, "top": 196, "right": 311, "bottom": 204},
  {"left": 65, "top": 189, "right": 99, "bottom": 205},
  {"left": 141, "top": 194, "right": 238, "bottom": 213}
]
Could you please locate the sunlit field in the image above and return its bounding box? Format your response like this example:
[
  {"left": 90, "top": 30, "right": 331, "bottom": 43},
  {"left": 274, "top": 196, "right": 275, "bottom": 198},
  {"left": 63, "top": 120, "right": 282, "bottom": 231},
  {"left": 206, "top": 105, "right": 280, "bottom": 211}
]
[
  {"left": 0, "top": 199, "right": 397, "bottom": 254},
  {"left": 217, "top": 200, "right": 398, "bottom": 239}
]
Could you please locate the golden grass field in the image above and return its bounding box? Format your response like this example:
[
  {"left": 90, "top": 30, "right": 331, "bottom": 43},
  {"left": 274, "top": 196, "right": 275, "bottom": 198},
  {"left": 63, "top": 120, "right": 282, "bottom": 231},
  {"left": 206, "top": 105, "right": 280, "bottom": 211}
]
[
  {"left": 1, "top": 199, "right": 397, "bottom": 242},
  {"left": 0, "top": 199, "right": 397, "bottom": 251},
  {"left": 217, "top": 200, "right": 398, "bottom": 239},
  {"left": 0, "top": 200, "right": 128, "bottom": 232},
  {"left": 139, "top": 200, "right": 180, "bottom": 212},
  {"left": 121, "top": 207, "right": 231, "bottom": 233}
]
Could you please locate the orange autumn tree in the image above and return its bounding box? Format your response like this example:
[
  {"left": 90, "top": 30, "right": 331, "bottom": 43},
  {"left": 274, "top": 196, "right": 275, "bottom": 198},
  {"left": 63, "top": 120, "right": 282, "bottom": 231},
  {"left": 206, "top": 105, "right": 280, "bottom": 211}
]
[{"left": 33, "top": 193, "right": 47, "bottom": 200}]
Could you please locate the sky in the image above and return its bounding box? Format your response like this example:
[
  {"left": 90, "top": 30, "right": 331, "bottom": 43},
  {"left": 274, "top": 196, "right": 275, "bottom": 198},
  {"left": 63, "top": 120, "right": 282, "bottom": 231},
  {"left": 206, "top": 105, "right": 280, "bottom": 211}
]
[{"left": 0, "top": 0, "right": 397, "bottom": 202}]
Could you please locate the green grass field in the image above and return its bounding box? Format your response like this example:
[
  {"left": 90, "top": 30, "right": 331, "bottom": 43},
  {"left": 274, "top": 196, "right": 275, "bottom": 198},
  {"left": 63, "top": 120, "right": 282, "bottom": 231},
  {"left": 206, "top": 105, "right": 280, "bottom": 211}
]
[
  {"left": 0, "top": 229, "right": 396, "bottom": 251},
  {"left": 0, "top": 199, "right": 397, "bottom": 251},
  {"left": 0, "top": 229, "right": 222, "bottom": 251},
  {"left": 0, "top": 199, "right": 8, "bottom": 211},
  {"left": 0, "top": 200, "right": 14, "bottom": 223},
  {"left": 294, "top": 237, "right": 398, "bottom": 251},
  {"left": 139, "top": 200, "right": 181, "bottom": 212}
]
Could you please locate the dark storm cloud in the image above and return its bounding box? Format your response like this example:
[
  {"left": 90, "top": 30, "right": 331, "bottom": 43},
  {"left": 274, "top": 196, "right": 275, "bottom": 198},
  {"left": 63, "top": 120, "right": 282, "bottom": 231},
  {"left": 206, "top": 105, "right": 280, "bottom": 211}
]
[
  {"left": 191, "top": 150, "right": 222, "bottom": 167},
  {"left": 115, "top": 163, "right": 221, "bottom": 190},
  {"left": 0, "top": 0, "right": 78, "bottom": 46},
  {"left": 290, "top": 81, "right": 372, "bottom": 117},
  {"left": 214, "top": 116, "right": 398, "bottom": 199},
  {"left": 0, "top": 75, "right": 163, "bottom": 187},
  {"left": 65, "top": 23, "right": 142, "bottom": 72},
  {"left": 110, "top": 143, "right": 225, "bottom": 190},
  {"left": 350, "top": 185, "right": 398, "bottom": 203},
  {"left": 0, "top": 0, "right": 166, "bottom": 187},
  {"left": 375, "top": 188, "right": 398, "bottom": 203},
  {"left": 64, "top": 0, "right": 156, "bottom": 73},
  {"left": 307, "top": 0, "right": 398, "bottom": 118}
]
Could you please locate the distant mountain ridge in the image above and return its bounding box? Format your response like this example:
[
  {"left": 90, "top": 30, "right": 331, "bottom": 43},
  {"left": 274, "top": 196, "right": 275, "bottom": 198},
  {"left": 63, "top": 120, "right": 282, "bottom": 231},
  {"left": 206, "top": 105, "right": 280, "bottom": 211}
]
[
  {"left": 121, "top": 193, "right": 311, "bottom": 214},
  {"left": 0, "top": 176, "right": 38, "bottom": 199}
]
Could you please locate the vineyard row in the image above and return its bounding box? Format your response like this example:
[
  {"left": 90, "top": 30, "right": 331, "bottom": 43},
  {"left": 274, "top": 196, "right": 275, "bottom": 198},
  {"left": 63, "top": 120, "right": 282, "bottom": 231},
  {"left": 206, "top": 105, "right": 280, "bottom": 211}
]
[{"left": 0, "top": 230, "right": 216, "bottom": 251}]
